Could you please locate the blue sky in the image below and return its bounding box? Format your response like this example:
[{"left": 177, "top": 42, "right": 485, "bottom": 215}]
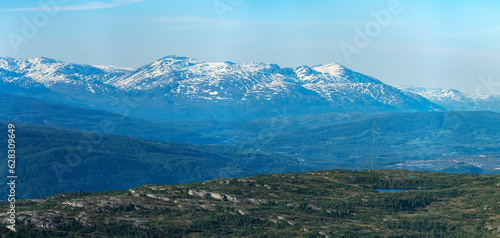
[{"left": 1, "top": 0, "right": 500, "bottom": 93}]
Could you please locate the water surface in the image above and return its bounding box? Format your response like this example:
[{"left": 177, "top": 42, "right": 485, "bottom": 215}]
[{"left": 375, "top": 189, "right": 430, "bottom": 193}]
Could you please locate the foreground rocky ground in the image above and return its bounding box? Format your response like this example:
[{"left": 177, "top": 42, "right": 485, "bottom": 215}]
[{"left": 1, "top": 169, "right": 499, "bottom": 237}]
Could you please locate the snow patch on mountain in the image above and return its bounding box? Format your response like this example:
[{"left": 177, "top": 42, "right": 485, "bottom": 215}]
[
  {"left": 92, "top": 65, "right": 135, "bottom": 74},
  {"left": 0, "top": 55, "right": 447, "bottom": 120},
  {"left": 397, "top": 85, "right": 500, "bottom": 112},
  {"left": 103, "top": 56, "right": 438, "bottom": 111}
]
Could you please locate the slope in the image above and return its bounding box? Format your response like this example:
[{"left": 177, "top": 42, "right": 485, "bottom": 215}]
[
  {"left": 0, "top": 92, "right": 216, "bottom": 144},
  {"left": 1, "top": 56, "right": 443, "bottom": 121},
  {"left": 0, "top": 122, "right": 310, "bottom": 199},
  {"left": 1, "top": 169, "right": 499, "bottom": 237},
  {"left": 247, "top": 111, "right": 500, "bottom": 173},
  {"left": 398, "top": 85, "right": 500, "bottom": 112}
]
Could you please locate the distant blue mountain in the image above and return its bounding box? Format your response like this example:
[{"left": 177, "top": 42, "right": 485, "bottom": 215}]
[{"left": 397, "top": 85, "right": 500, "bottom": 113}]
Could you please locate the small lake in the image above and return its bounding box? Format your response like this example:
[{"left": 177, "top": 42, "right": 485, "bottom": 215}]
[{"left": 375, "top": 189, "right": 430, "bottom": 193}]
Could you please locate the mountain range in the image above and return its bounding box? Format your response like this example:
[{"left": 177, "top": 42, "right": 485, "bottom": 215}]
[
  {"left": 2, "top": 55, "right": 499, "bottom": 199},
  {"left": 1, "top": 56, "right": 451, "bottom": 121},
  {"left": 398, "top": 85, "right": 500, "bottom": 112},
  {"left": 2, "top": 91, "right": 499, "bottom": 199}
]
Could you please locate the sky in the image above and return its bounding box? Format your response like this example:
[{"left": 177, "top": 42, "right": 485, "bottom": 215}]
[{"left": 1, "top": 0, "right": 500, "bottom": 94}]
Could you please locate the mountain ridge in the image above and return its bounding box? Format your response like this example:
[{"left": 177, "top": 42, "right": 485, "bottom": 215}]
[
  {"left": 1, "top": 55, "right": 443, "bottom": 120},
  {"left": 397, "top": 85, "right": 500, "bottom": 112}
]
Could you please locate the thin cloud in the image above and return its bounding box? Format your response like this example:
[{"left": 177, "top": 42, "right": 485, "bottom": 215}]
[
  {"left": 1, "top": 0, "right": 145, "bottom": 11},
  {"left": 156, "top": 15, "right": 250, "bottom": 26},
  {"left": 156, "top": 15, "right": 320, "bottom": 28}
]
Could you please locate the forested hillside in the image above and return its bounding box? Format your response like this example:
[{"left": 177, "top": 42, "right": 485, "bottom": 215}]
[
  {"left": 0, "top": 122, "right": 308, "bottom": 199},
  {"left": 1, "top": 169, "right": 499, "bottom": 237}
]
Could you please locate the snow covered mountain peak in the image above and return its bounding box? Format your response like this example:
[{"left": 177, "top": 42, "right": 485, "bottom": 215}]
[
  {"left": 397, "top": 85, "right": 500, "bottom": 112},
  {"left": 0, "top": 56, "right": 135, "bottom": 100},
  {"left": 152, "top": 55, "right": 202, "bottom": 68},
  {"left": 109, "top": 57, "right": 296, "bottom": 91},
  {"left": 132, "top": 55, "right": 201, "bottom": 75},
  {"left": 311, "top": 62, "right": 345, "bottom": 75},
  {"left": 1, "top": 55, "right": 449, "bottom": 120},
  {"left": 92, "top": 65, "right": 135, "bottom": 74},
  {"left": 112, "top": 56, "right": 390, "bottom": 92},
  {"left": 100, "top": 56, "right": 444, "bottom": 116},
  {"left": 0, "top": 57, "right": 115, "bottom": 77},
  {"left": 29, "top": 57, "right": 61, "bottom": 64},
  {"left": 292, "top": 62, "right": 381, "bottom": 86},
  {"left": 158, "top": 54, "right": 197, "bottom": 61}
]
